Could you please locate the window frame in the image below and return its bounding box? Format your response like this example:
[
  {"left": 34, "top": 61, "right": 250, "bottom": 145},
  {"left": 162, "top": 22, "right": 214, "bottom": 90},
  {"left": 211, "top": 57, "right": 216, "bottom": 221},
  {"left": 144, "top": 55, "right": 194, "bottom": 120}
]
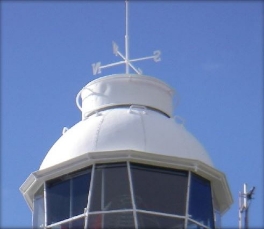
[
  {"left": 34, "top": 161, "right": 215, "bottom": 229},
  {"left": 45, "top": 166, "right": 92, "bottom": 228}
]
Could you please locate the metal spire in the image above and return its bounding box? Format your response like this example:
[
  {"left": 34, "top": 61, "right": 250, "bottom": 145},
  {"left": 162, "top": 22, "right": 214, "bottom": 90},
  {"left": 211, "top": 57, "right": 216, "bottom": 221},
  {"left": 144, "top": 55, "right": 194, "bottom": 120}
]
[
  {"left": 125, "top": 0, "right": 129, "bottom": 74},
  {"left": 92, "top": 0, "right": 161, "bottom": 75}
]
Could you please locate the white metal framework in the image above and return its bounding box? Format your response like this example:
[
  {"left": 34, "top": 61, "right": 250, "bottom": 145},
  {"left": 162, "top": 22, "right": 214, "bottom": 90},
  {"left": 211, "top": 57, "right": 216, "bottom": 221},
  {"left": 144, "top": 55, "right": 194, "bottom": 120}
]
[
  {"left": 92, "top": 1, "right": 161, "bottom": 75},
  {"left": 238, "top": 183, "right": 255, "bottom": 229},
  {"left": 33, "top": 161, "right": 219, "bottom": 229}
]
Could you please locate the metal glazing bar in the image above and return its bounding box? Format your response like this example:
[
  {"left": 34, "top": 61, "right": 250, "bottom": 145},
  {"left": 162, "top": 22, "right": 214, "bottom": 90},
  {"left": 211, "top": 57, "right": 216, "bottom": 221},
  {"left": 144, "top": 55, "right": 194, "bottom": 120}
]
[
  {"left": 127, "top": 161, "right": 139, "bottom": 229},
  {"left": 43, "top": 183, "right": 48, "bottom": 229},
  {"left": 46, "top": 213, "right": 86, "bottom": 229},
  {"left": 88, "top": 209, "right": 134, "bottom": 215},
  {"left": 188, "top": 218, "right": 211, "bottom": 229},
  {"left": 84, "top": 164, "right": 96, "bottom": 229},
  {"left": 184, "top": 171, "right": 191, "bottom": 228},
  {"left": 136, "top": 209, "right": 186, "bottom": 220}
]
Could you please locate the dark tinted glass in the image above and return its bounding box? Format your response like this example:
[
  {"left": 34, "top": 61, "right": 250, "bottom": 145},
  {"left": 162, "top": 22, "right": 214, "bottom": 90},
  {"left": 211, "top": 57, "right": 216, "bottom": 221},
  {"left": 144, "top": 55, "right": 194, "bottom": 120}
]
[
  {"left": 47, "top": 179, "right": 70, "bottom": 224},
  {"left": 189, "top": 173, "right": 214, "bottom": 228},
  {"left": 90, "top": 163, "right": 132, "bottom": 211},
  {"left": 137, "top": 213, "right": 185, "bottom": 229},
  {"left": 131, "top": 163, "right": 188, "bottom": 215},
  {"left": 88, "top": 212, "right": 135, "bottom": 229},
  {"left": 46, "top": 168, "right": 91, "bottom": 224},
  {"left": 72, "top": 173, "right": 91, "bottom": 216},
  {"left": 187, "top": 221, "right": 206, "bottom": 229},
  {"left": 58, "top": 216, "right": 85, "bottom": 229}
]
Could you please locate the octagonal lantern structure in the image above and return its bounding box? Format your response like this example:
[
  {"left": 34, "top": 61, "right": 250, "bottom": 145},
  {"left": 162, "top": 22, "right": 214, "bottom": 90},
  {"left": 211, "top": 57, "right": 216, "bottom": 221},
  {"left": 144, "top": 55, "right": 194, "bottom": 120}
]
[{"left": 20, "top": 74, "right": 233, "bottom": 229}]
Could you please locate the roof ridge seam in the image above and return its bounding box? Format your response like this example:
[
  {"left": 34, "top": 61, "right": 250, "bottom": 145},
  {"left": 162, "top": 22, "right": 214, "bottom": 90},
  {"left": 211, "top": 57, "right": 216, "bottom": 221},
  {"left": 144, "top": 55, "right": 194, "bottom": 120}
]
[{"left": 94, "top": 113, "right": 106, "bottom": 151}]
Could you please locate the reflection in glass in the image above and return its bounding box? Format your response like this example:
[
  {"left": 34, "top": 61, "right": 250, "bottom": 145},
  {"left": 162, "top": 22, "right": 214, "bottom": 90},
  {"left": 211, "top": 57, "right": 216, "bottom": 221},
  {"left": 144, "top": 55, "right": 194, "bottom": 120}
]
[
  {"left": 52, "top": 216, "right": 85, "bottom": 229},
  {"left": 33, "top": 186, "right": 44, "bottom": 228},
  {"left": 88, "top": 212, "right": 135, "bottom": 229},
  {"left": 72, "top": 173, "right": 91, "bottom": 216},
  {"left": 35, "top": 162, "right": 217, "bottom": 229},
  {"left": 131, "top": 163, "right": 188, "bottom": 215},
  {"left": 189, "top": 173, "right": 214, "bottom": 228},
  {"left": 47, "top": 178, "right": 70, "bottom": 224},
  {"left": 187, "top": 221, "right": 206, "bottom": 229},
  {"left": 90, "top": 163, "right": 132, "bottom": 211},
  {"left": 214, "top": 210, "right": 221, "bottom": 229},
  {"left": 46, "top": 168, "right": 91, "bottom": 224},
  {"left": 137, "top": 213, "right": 185, "bottom": 229}
]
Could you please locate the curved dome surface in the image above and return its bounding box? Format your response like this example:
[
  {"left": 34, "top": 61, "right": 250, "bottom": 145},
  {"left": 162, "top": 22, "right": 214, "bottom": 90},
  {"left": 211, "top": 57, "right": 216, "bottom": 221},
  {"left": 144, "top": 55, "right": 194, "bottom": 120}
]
[{"left": 40, "top": 107, "right": 213, "bottom": 170}]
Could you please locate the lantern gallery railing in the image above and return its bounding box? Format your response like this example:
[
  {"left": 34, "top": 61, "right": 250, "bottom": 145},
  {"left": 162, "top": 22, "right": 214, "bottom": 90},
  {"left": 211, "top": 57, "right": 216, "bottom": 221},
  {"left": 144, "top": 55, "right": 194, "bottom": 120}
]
[{"left": 33, "top": 162, "right": 217, "bottom": 229}]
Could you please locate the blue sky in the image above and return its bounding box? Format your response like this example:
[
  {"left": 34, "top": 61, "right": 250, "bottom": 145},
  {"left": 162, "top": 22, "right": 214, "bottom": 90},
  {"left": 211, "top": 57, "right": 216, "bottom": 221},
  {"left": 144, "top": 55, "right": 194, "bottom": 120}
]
[{"left": 2, "top": 1, "right": 263, "bottom": 228}]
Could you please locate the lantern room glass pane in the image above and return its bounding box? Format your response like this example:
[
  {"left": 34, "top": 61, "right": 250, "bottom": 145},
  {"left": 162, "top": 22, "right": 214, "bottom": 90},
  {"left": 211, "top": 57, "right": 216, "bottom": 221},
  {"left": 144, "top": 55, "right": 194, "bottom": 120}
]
[
  {"left": 46, "top": 168, "right": 91, "bottom": 225},
  {"left": 90, "top": 163, "right": 132, "bottom": 211},
  {"left": 137, "top": 213, "right": 185, "bottom": 229},
  {"left": 72, "top": 173, "right": 91, "bottom": 216},
  {"left": 47, "top": 179, "right": 70, "bottom": 224},
  {"left": 187, "top": 220, "right": 207, "bottom": 229},
  {"left": 214, "top": 210, "right": 221, "bottom": 228},
  {"left": 33, "top": 185, "right": 44, "bottom": 228},
  {"left": 130, "top": 163, "right": 188, "bottom": 215},
  {"left": 88, "top": 212, "right": 135, "bottom": 229},
  {"left": 189, "top": 173, "right": 214, "bottom": 228},
  {"left": 54, "top": 216, "right": 85, "bottom": 229}
]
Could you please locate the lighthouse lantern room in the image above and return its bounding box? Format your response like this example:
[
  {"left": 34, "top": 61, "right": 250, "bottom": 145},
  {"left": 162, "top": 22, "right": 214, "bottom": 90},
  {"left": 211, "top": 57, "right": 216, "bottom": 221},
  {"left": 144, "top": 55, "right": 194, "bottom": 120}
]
[{"left": 20, "top": 2, "right": 233, "bottom": 229}]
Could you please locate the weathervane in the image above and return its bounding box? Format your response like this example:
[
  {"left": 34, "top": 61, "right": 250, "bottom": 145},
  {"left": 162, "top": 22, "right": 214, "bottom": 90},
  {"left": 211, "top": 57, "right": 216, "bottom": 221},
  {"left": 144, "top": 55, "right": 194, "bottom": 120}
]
[{"left": 92, "top": 0, "right": 161, "bottom": 75}]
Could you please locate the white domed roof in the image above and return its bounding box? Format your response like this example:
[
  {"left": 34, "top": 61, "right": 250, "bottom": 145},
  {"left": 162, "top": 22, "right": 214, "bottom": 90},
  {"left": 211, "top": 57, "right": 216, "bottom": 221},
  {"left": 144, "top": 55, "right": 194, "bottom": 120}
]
[
  {"left": 40, "top": 74, "right": 213, "bottom": 170},
  {"left": 40, "top": 107, "right": 213, "bottom": 170},
  {"left": 21, "top": 74, "right": 232, "bottom": 215}
]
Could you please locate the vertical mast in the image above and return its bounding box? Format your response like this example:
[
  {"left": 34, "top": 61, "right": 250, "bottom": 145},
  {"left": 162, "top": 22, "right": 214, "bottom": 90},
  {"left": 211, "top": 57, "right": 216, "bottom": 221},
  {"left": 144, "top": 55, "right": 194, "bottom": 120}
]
[
  {"left": 238, "top": 183, "right": 255, "bottom": 229},
  {"left": 243, "top": 184, "right": 248, "bottom": 229},
  {"left": 125, "top": 0, "right": 129, "bottom": 73},
  {"left": 91, "top": 0, "right": 161, "bottom": 76}
]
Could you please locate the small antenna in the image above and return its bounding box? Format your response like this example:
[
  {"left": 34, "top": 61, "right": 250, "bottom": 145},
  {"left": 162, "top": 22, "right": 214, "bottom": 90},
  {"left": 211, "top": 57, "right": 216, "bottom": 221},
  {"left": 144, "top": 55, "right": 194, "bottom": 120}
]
[
  {"left": 92, "top": 0, "right": 161, "bottom": 75},
  {"left": 238, "top": 183, "right": 255, "bottom": 229}
]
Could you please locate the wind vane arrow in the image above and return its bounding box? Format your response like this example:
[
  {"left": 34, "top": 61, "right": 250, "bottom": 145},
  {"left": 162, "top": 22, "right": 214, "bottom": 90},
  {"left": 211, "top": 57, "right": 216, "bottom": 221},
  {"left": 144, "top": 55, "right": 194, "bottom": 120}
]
[{"left": 92, "top": 0, "right": 161, "bottom": 75}]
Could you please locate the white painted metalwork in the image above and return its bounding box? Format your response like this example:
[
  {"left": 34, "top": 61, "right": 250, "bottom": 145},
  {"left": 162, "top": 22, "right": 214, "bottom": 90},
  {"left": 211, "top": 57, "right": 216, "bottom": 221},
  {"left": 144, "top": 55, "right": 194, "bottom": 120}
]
[
  {"left": 20, "top": 1, "right": 234, "bottom": 228},
  {"left": 84, "top": 164, "right": 95, "bottom": 229},
  {"left": 91, "top": 1, "right": 161, "bottom": 75},
  {"left": 125, "top": 0, "right": 129, "bottom": 74},
  {"left": 128, "top": 105, "right": 147, "bottom": 115},
  {"left": 238, "top": 183, "right": 255, "bottom": 229},
  {"left": 43, "top": 183, "right": 48, "bottom": 229},
  {"left": 45, "top": 213, "right": 85, "bottom": 229},
  {"left": 21, "top": 150, "right": 232, "bottom": 216},
  {"left": 188, "top": 218, "right": 211, "bottom": 229},
  {"left": 127, "top": 161, "right": 139, "bottom": 229},
  {"left": 77, "top": 74, "right": 174, "bottom": 120},
  {"left": 184, "top": 171, "right": 192, "bottom": 228},
  {"left": 87, "top": 209, "right": 133, "bottom": 215},
  {"left": 62, "top": 127, "right": 68, "bottom": 135},
  {"left": 135, "top": 209, "right": 186, "bottom": 220},
  {"left": 27, "top": 160, "right": 228, "bottom": 229}
]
